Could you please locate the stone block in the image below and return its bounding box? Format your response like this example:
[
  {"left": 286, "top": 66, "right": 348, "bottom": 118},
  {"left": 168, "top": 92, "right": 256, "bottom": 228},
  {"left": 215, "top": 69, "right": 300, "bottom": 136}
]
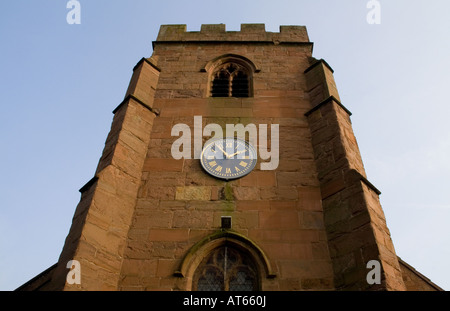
[
  {"left": 241, "top": 24, "right": 266, "bottom": 32},
  {"left": 276, "top": 172, "right": 302, "bottom": 187},
  {"left": 175, "top": 186, "right": 211, "bottom": 201},
  {"left": 230, "top": 211, "right": 259, "bottom": 229},
  {"left": 133, "top": 210, "right": 173, "bottom": 229},
  {"left": 232, "top": 187, "right": 260, "bottom": 201},
  {"left": 301, "top": 211, "right": 325, "bottom": 230},
  {"left": 143, "top": 158, "right": 184, "bottom": 172},
  {"left": 156, "top": 259, "right": 179, "bottom": 277},
  {"left": 236, "top": 200, "right": 270, "bottom": 211},
  {"left": 173, "top": 210, "right": 214, "bottom": 228},
  {"left": 148, "top": 229, "right": 189, "bottom": 242},
  {"left": 275, "top": 187, "right": 298, "bottom": 200},
  {"left": 157, "top": 24, "right": 187, "bottom": 41},
  {"left": 259, "top": 211, "right": 299, "bottom": 229},
  {"left": 201, "top": 24, "right": 226, "bottom": 33}
]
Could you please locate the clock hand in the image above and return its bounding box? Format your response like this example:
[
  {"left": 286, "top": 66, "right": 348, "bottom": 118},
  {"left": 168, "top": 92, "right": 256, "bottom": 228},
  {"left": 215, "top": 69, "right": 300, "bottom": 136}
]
[
  {"left": 227, "top": 150, "right": 246, "bottom": 159},
  {"left": 216, "top": 144, "right": 230, "bottom": 158}
]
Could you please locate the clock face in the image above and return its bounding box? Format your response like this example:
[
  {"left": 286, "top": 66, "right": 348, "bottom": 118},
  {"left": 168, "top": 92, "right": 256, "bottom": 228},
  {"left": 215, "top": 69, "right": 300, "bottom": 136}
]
[{"left": 200, "top": 138, "right": 257, "bottom": 180}]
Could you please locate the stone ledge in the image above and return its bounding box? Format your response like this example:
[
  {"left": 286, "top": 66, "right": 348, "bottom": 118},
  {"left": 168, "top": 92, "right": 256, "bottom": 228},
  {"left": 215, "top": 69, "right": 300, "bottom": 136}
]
[
  {"left": 153, "top": 41, "right": 314, "bottom": 50},
  {"left": 15, "top": 263, "right": 57, "bottom": 291},
  {"left": 398, "top": 257, "right": 444, "bottom": 291},
  {"left": 305, "top": 95, "right": 352, "bottom": 117},
  {"left": 132, "top": 57, "right": 161, "bottom": 73},
  {"left": 79, "top": 176, "right": 99, "bottom": 193},
  {"left": 346, "top": 169, "right": 381, "bottom": 195},
  {"left": 304, "top": 58, "right": 334, "bottom": 74},
  {"left": 359, "top": 172, "right": 381, "bottom": 195},
  {"left": 112, "top": 94, "right": 160, "bottom": 116},
  {"left": 320, "top": 169, "right": 381, "bottom": 200}
]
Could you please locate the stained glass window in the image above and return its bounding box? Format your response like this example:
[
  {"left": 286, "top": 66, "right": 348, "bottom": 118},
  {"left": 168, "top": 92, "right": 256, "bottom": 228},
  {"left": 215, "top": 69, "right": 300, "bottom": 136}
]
[{"left": 193, "top": 246, "right": 259, "bottom": 291}]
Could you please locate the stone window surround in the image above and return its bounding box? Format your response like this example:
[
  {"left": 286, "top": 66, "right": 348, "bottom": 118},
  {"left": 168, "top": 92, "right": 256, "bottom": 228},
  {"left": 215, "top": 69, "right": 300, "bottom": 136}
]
[{"left": 202, "top": 54, "right": 260, "bottom": 98}]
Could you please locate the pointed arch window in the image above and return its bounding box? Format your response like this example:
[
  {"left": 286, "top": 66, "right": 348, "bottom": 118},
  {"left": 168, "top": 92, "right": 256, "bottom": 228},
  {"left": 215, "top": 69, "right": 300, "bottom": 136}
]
[
  {"left": 204, "top": 54, "right": 259, "bottom": 98},
  {"left": 193, "top": 246, "right": 259, "bottom": 291}
]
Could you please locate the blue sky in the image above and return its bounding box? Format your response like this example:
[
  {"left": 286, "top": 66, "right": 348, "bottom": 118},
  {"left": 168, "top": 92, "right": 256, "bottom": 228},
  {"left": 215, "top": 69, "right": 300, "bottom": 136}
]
[{"left": 1, "top": 0, "right": 449, "bottom": 290}]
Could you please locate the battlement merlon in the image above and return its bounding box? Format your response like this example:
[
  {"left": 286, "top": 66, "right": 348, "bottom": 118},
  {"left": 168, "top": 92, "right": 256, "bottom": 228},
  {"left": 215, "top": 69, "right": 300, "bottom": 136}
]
[{"left": 154, "top": 24, "right": 311, "bottom": 45}]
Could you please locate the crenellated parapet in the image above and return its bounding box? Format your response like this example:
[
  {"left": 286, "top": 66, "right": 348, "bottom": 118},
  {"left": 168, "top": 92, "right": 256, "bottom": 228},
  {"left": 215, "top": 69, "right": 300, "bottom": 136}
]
[{"left": 155, "top": 24, "right": 310, "bottom": 44}]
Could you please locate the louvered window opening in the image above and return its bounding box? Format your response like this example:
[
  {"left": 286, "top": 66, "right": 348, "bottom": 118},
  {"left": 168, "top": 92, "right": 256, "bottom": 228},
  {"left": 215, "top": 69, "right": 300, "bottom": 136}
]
[{"left": 211, "top": 63, "right": 250, "bottom": 98}]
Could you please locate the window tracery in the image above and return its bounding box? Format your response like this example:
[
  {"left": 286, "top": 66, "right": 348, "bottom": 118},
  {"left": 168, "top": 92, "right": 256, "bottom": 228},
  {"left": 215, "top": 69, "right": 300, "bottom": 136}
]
[
  {"left": 193, "top": 246, "right": 259, "bottom": 291},
  {"left": 210, "top": 63, "right": 251, "bottom": 98}
]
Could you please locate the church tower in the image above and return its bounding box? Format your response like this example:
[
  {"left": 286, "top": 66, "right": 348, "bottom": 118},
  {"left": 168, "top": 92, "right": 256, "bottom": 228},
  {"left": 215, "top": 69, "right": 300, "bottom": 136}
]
[{"left": 19, "top": 24, "right": 441, "bottom": 291}]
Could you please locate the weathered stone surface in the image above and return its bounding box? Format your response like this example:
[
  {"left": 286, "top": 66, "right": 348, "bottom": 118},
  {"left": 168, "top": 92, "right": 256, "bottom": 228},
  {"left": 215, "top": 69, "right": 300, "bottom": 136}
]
[
  {"left": 175, "top": 186, "right": 211, "bottom": 201},
  {"left": 305, "top": 59, "right": 406, "bottom": 290},
  {"left": 25, "top": 24, "right": 438, "bottom": 292}
]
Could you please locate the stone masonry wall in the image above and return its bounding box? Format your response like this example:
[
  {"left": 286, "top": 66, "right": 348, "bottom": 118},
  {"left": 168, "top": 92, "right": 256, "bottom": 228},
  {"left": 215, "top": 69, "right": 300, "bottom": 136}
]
[
  {"left": 118, "top": 24, "right": 335, "bottom": 291},
  {"left": 304, "top": 60, "right": 406, "bottom": 290},
  {"left": 29, "top": 24, "right": 411, "bottom": 291},
  {"left": 44, "top": 58, "right": 160, "bottom": 290}
]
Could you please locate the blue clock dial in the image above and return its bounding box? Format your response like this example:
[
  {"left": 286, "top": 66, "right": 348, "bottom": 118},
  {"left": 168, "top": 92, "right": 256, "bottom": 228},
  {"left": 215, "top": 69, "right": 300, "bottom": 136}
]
[{"left": 200, "top": 138, "right": 257, "bottom": 180}]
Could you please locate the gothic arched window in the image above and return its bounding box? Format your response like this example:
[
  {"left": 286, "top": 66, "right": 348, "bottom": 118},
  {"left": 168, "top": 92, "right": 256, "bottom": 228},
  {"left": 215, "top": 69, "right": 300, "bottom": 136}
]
[
  {"left": 210, "top": 63, "right": 251, "bottom": 98},
  {"left": 193, "top": 246, "right": 259, "bottom": 291}
]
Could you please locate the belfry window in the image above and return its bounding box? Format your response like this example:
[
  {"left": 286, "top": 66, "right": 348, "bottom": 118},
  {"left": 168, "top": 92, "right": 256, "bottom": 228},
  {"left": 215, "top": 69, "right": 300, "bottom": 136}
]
[
  {"left": 193, "top": 246, "right": 259, "bottom": 291},
  {"left": 210, "top": 63, "right": 250, "bottom": 98}
]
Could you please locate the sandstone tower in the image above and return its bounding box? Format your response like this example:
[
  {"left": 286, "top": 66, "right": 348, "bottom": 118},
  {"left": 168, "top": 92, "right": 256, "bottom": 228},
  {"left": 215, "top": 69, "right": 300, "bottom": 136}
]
[{"left": 19, "top": 24, "right": 442, "bottom": 291}]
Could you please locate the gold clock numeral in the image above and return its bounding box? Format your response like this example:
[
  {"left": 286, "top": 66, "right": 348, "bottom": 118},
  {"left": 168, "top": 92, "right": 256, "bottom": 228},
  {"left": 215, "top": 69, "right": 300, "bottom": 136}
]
[{"left": 201, "top": 138, "right": 256, "bottom": 180}]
